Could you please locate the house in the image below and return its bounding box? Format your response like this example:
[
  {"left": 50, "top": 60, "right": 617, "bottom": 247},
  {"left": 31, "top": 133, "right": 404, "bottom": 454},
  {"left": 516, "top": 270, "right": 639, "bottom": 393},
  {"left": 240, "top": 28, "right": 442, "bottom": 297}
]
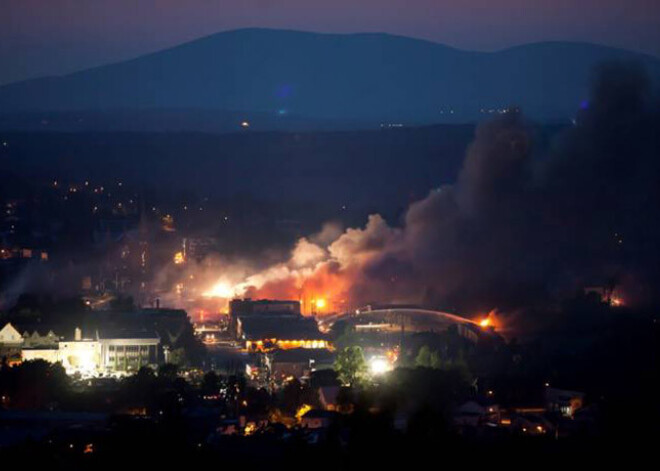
[
  {"left": 454, "top": 400, "right": 501, "bottom": 427},
  {"left": 19, "top": 327, "right": 62, "bottom": 365},
  {"left": 267, "top": 348, "right": 335, "bottom": 382},
  {"left": 22, "top": 329, "right": 60, "bottom": 348},
  {"left": 0, "top": 322, "right": 23, "bottom": 365},
  {"left": 0, "top": 323, "right": 24, "bottom": 346},
  {"left": 512, "top": 413, "right": 553, "bottom": 435},
  {"left": 454, "top": 401, "right": 488, "bottom": 427},
  {"left": 545, "top": 387, "right": 585, "bottom": 418},
  {"left": 300, "top": 409, "right": 340, "bottom": 430},
  {"left": 216, "top": 418, "right": 241, "bottom": 435},
  {"left": 318, "top": 386, "right": 341, "bottom": 411}
]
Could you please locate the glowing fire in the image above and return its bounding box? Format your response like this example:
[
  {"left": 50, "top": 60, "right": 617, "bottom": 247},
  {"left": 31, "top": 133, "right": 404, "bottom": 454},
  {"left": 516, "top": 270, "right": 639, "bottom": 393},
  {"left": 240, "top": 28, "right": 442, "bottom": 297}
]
[
  {"left": 203, "top": 281, "right": 239, "bottom": 299},
  {"left": 477, "top": 309, "right": 498, "bottom": 330},
  {"left": 610, "top": 296, "right": 624, "bottom": 307},
  {"left": 200, "top": 268, "right": 346, "bottom": 315},
  {"left": 296, "top": 404, "right": 313, "bottom": 421},
  {"left": 191, "top": 220, "right": 385, "bottom": 315}
]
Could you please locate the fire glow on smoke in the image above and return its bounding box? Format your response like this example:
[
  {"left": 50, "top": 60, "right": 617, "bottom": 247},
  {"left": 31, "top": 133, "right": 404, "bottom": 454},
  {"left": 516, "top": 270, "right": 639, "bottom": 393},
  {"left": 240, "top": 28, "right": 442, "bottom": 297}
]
[{"left": 196, "top": 65, "right": 657, "bottom": 321}]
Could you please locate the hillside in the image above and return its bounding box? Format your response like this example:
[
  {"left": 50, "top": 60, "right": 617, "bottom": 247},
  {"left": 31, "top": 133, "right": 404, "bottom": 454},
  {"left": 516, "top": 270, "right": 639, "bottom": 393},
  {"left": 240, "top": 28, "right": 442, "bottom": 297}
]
[{"left": 0, "top": 29, "right": 658, "bottom": 130}]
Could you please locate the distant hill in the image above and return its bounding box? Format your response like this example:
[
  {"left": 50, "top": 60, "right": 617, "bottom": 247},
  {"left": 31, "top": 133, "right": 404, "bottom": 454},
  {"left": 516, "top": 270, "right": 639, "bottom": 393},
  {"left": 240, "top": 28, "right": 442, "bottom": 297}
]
[{"left": 0, "top": 28, "right": 658, "bottom": 130}]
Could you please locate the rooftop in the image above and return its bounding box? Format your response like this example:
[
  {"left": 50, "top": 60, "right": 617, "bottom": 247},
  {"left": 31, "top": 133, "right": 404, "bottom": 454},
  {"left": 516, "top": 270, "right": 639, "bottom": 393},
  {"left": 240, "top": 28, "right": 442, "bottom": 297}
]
[
  {"left": 271, "top": 348, "right": 335, "bottom": 363},
  {"left": 239, "top": 316, "right": 325, "bottom": 341}
]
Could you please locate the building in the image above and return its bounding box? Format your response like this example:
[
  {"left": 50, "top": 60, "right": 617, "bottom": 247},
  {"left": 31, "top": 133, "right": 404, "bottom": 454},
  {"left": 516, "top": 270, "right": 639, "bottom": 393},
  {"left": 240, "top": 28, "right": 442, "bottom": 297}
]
[
  {"left": 0, "top": 322, "right": 23, "bottom": 347},
  {"left": 545, "top": 387, "right": 585, "bottom": 418},
  {"left": 300, "top": 409, "right": 340, "bottom": 429},
  {"left": 194, "top": 322, "right": 227, "bottom": 345},
  {"left": 266, "top": 348, "right": 335, "bottom": 382},
  {"left": 183, "top": 237, "right": 218, "bottom": 262},
  {"left": 22, "top": 347, "right": 59, "bottom": 363},
  {"left": 238, "top": 315, "right": 330, "bottom": 352},
  {"left": 230, "top": 298, "right": 301, "bottom": 317},
  {"left": 228, "top": 298, "right": 329, "bottom": 351},
  {"left": 57, "top": 329, "right": 102, "bottom": 377},
  {"left": 22, "top": 329, "right": 60, "bottom": 348},
  {"left": 454, "top": 400, "right": 501, "bottom": 427},
  {"left": 98, "top": 330, "right": 160, "bottom": 374},
  {"left": 14, "top": 325, "right": 160, "bottom": 377},
  {"left": 318, "top": 386, "right": 341, "bottom": 411},
  {"left": 0, "top": 322, "right": 23, "bottom": 365},
  {"left": 229, "top": 298, "right": 301, "bottom": 337}
]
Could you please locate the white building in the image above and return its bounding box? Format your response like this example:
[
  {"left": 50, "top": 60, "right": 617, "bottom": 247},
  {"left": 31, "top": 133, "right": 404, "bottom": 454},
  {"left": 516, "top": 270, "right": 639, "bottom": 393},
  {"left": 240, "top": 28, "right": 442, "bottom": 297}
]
[
  {"left": 0, "top": 323, "right": 24, "bottom": 365},
  {"left": 58, "top": 328, "right": 103, "bottom": 376},
  {"left": 22, "top": 347, "right": 60, "bottom": 364},
  {"left": 98, "top": 331, "right": 160, "bottom": 374},
  {"left": 0, "top": 322, "right": 23, "bottom": 346},
  {"left": 2, "top": 323, "right": 161, "bottom": 377}
]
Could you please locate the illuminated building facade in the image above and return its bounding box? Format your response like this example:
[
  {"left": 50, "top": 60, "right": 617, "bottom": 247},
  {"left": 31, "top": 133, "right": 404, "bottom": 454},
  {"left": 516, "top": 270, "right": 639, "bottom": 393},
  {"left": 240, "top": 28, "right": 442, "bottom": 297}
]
[
  {"left": 0, "top": 322, "right": 23, "bottom": 347},
  {"left": 229, "top": 298, "right": 304, "bottom": 340},
  {"left": 266, "top": 348, "right": 335, "bottom": 382},
  {"left": 0, "top": 322, "right": 23, "bottom": 365},
  {"left": 58, "top": 338, "right": 102, "bottom": 376},
  {"left": 7, "top": 324, "right": 160, "bottom": 376},
  {"left": 237, "top": 315, "right": 330, "bottom": 352},
  {"left": 99, "top": 333, "right": 160, "bottom": 373}
]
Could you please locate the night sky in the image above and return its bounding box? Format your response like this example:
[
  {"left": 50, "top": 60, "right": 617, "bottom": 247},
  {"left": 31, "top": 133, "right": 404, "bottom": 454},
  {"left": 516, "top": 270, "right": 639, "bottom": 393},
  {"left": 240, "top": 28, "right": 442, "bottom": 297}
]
[{"left": 2, "top": 0, "right": 660, "bottom": 85}]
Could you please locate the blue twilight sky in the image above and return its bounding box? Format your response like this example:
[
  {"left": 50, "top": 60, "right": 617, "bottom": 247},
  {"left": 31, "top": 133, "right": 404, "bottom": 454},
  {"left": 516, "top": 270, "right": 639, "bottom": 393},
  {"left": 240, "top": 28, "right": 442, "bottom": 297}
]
[{"left": 1, "top": 0, "right": 659, "bottom": 85}]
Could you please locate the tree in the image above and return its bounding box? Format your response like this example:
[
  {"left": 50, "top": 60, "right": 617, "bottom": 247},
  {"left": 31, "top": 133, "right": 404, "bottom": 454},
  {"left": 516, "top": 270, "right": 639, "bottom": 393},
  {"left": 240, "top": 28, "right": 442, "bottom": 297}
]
[
  {"left": 334, "top": 322, "right": 359, "bottom": 349},
  {"left": 166, "top": 347, "right": 186, "bottom": 366},
  {"left": 414, "top": 345, "right": 473, "bottom": 384},
  {"left": 157, "top": 363, "right": 178, "bottom": 382},
  {"left": 415, "top": 346, "right": 433, "bottom": 368},
  {"left": 334, "top": 346, "right": 368, "bottom": 387},
  {"left": 2, "top": 360, "right": 69, "bottom": 409},
  {"left": 415, "top": 345, "right": 444, "bottom": 368},
  {"left": 201, "top": 371, "right": 221, "bottom": 396},
  {"left": 121, "top": 366, "right": 157, "bottom": 408}
]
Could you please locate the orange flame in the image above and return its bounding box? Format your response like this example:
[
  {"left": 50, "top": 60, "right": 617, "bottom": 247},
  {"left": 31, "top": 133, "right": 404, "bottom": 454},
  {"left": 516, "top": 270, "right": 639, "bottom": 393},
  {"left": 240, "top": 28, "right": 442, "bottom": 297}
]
[{"left": 477, "top": 309, "right": 498, "bottom": 330}]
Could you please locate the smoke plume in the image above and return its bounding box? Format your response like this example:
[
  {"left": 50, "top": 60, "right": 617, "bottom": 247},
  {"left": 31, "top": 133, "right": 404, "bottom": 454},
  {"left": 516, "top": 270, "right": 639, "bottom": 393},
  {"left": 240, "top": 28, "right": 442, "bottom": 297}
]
[{"left": 206, "top": 63, "right": 659, "bottom": 317}]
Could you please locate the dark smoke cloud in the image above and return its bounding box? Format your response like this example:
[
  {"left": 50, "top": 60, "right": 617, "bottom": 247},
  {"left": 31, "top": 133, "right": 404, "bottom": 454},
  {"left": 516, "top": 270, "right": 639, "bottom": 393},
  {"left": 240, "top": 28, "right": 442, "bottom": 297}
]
[
  {"left": 364, "top": 61, "right": 660, "bottom": 313},
  {"left": 344, "top": 108, "right": 546, "bottom": 312},
  {"left": 244, "top": 62, "right": 660, "bottom": 319}
]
